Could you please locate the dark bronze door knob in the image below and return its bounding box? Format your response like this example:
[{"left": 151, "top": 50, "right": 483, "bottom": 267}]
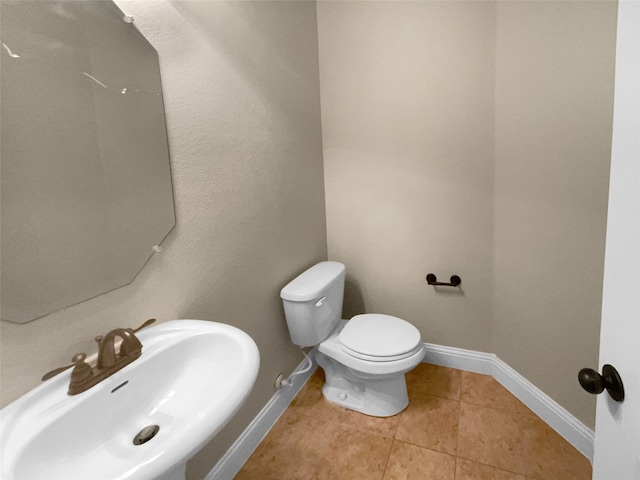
[{"left": 578, "top": 364, "right": 625, "bottom": 402}]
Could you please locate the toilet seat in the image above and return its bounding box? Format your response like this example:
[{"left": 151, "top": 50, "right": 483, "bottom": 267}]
[
  {"left": 339, "top": 314, "right": 422, "bottom": 362},
  {"left": 319, "top": 320, "right": 425, "bottom": 376}
]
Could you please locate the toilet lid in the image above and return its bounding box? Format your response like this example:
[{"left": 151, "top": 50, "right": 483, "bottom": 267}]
[{"left": 339, "top": 314, "right": 422, "bottom": 359}]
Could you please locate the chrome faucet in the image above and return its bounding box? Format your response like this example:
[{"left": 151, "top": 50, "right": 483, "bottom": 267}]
[{"left": 41, "top": 319, "right": 155, "bottom": 395}]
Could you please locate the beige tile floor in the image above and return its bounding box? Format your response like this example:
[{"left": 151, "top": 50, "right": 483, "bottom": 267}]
[{"left": 236, "top": 363, "right": 592, "bottom": 480}]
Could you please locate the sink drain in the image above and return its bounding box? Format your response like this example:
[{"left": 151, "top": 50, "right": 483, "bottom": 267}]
[{"left": 133, "top": 425, "right": 160, "bottom": 445}]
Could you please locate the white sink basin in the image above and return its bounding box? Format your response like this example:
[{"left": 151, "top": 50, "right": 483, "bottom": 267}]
[{"left": 0, "top": 319, "right": 260, "bottom": 480}]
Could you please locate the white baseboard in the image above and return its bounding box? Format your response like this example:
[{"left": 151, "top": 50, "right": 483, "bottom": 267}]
[
  {"left": 423, "top": 343, "right": 594, "bottom": 462},
  {"left": 208, "top": 342, "right": 594, "bottom": 479},
  {"left": 205, "top": 349, "right": 318, "bottom": 480},
  {"left": 423, "top": 342, "right": 494, "bottom": 375}
]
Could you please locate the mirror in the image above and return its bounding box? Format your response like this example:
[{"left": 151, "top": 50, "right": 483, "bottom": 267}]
[{"left": 0, "top": 1, "right": 176, "bottom": 324}]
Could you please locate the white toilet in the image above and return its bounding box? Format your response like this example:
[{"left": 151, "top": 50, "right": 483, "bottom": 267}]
[{"left": 280, "top": 261, "right": 425, "bottom": 417}]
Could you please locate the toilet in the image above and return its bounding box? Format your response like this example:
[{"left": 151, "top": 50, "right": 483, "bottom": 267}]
[{"left": 280, "top": 261, "right": 425, "bottom": 417}]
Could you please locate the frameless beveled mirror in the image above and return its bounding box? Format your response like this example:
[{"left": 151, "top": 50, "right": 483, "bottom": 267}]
[{"left": 0, "top": 0, "right": 176, "bottom": 323}]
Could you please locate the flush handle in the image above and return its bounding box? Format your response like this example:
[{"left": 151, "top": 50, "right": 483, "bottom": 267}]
[
  {"left": 578, "top": 364, "right": 625, "bottom": 402},
  {"left": 315, "top": 296, "right": 326, "bottom": 307}
]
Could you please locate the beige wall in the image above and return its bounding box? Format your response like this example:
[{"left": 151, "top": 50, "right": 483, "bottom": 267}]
[
  {"left": 318, "top": 1, "right": 496, "bottom": 352},
  {"left": 318, "top": 0, "right": 616, "bottom": 429},
  {"left": 0, "top": 1, "right": 326, "bottom": 477},
  {"left": 493, "top": 1, "right": 617, "bottom": 429}
]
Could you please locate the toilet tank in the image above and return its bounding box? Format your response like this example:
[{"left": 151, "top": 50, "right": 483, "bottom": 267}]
[{"left": 280, "top": 261, "right": 346, "bottom": 347}]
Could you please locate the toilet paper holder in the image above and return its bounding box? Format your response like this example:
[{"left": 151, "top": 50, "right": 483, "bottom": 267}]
[{"left": 426, "top": 273, "right": 461, "bottom": 287}]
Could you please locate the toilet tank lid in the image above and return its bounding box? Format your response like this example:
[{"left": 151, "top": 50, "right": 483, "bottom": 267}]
[{"left": 280, "top": 261, "right": 345, "bottom": 302}]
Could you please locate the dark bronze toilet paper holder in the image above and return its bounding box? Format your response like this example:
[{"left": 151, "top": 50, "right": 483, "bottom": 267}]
[{"left": 426, "top": 273, "right": 461, "bottom": 287}]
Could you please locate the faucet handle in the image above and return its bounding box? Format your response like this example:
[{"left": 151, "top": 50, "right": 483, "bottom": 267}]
[
  {"left": 129, "top": 318, "right": 156, "bottom": 333},
  {"left": 119, "top": 319, "right": 155, "bottom": 356},
  {"left": 42, "top": 353, "right": 89, "bottom": 381},
  {"left": 68, "top": 353, "right": 93, "bottom": 387},
  {"left": 94, "top": 319, "right": 155, "bottom": 344}
]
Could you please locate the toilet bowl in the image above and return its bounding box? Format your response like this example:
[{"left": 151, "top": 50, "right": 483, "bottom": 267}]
[
  {"left": 318, "top": 316, "right": 425, "bottom": 416},
  {"left": 281, "top": 261, "right": 425, "bottom": 417}
]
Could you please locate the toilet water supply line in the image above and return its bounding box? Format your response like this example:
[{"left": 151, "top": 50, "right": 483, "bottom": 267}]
[{"left": 277, "top": 348, "right": 313, "bottom": 388}]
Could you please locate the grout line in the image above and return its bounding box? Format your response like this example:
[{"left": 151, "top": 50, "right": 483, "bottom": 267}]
[
  {"left": 391, "top": 438, "right": 454, "bottom": 454},
  {"left": 455, "top": 456, "right": 531, "bottom": 478},
  {"left": 453, "top": 399, "right": 462, "bottom": 480},
  {"left": 380, "top": 438, "right": 396, "bottom": 480},
  {"left": 453, "top": 366, "right": 463, "bottom": 480}
]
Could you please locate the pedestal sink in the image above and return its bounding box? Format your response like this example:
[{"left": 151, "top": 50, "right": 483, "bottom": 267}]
[{"left": 0, "top": 320, "right": 260, "bottom": 480}]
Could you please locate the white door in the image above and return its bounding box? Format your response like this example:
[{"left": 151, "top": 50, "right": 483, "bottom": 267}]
[{"left": 591, "top": 1, "right": 640, "bottom": 479}]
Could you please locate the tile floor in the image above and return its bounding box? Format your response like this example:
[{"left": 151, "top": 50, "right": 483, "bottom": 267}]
[{"left": 236, "top": 363, "right": 592, "bottom": 480}]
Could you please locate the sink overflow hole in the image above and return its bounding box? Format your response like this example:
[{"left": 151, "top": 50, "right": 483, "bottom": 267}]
[
  {"left": 111, "top": 380, "right": 129, "bottom": 393},
  {"left": 133, "top": 425, "right": 160, "bottom": 445}
]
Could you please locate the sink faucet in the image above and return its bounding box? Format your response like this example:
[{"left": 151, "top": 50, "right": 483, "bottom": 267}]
[
  {"left": 41, "top": 319, "right": 155, "bottom": 395},
  {"left": 96, "top": 328, "right": 143, "bottom": 369}
]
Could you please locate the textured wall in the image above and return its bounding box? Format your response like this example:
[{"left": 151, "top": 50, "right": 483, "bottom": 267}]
[
  {"left": 318, "top": 1, "right": 496, "bottom": 352},
  {"left": 0, "top": 1, "right": 326, "bottom": 477},
  {"left": 493, "top": 1, "right": 617, "bottom": 429}
]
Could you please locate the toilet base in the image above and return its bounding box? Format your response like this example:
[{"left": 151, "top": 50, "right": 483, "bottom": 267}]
[{"left": 316, "top": 352, "right": 409, "bottom": 417}]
